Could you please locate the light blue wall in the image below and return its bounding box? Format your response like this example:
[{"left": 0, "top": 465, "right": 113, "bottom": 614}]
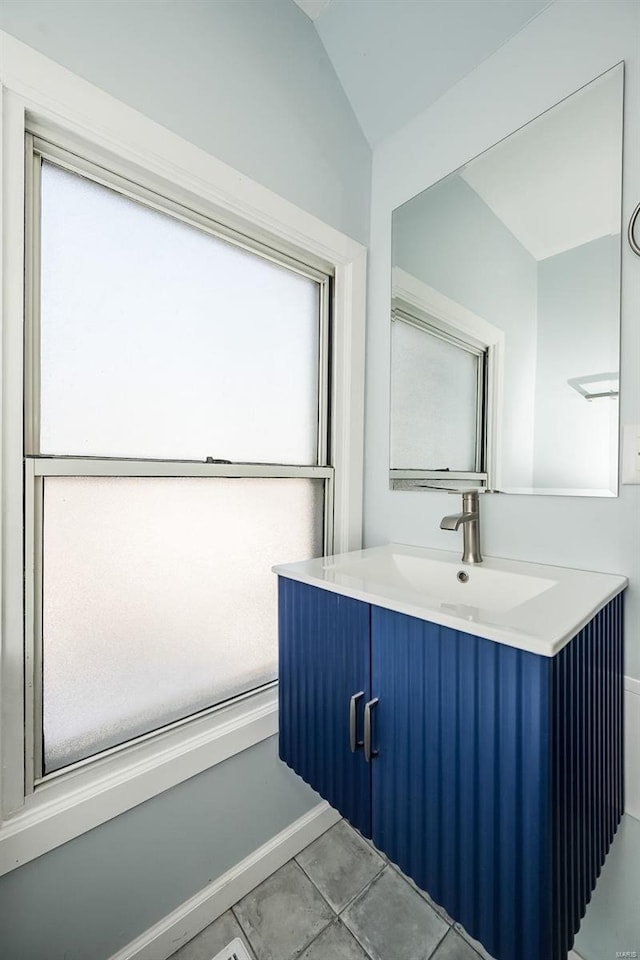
[
  {"left": 534, "top": 235, "right": 620, "bottom": 490},
  {"left": 574, "top": 813, "right": 640, "bottom": 960},
  {"left": 393, "top": 174, "right": 537, "bottom": 328},
  {"left": 0, "top": 738, "right": 319, "bottom": 960},
  {"left": 0, "top": 0, "right": 371, "bottom": 244},
  {"left": 0, "top": 2, "right": 370, "bottom": 956},
  {"left": 314, "top": 0, "right": 549, "bottom": 146}
]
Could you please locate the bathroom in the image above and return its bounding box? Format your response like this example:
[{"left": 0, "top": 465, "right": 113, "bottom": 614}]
[{"left": 0, "top": 1, "right": 638, "bottom": 959}]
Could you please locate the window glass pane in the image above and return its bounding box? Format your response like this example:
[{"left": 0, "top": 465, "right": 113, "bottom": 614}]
[
  {"left": 42, "top": 476, "right": 323, "bottom": 773},
  {"left": 39, "top": 161, "right": 320, "bottom": 463},
  {"left": 390, "top": 319, "right": 480, "bottom": 470}
]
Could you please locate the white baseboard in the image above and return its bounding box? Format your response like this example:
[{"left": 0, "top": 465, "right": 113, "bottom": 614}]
[{"left": 108, "top": 800, "right": 341, "bottom": 960}]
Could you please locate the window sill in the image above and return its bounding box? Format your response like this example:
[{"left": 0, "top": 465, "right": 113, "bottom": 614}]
[{"left": 0, "top": 685, "right": 278, "bottom": 877}]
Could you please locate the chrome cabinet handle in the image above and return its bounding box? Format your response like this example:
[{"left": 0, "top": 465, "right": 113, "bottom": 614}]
[
  {"left": 364, "top": 698, "right": 379, "bottom": 762},
  {"left": 349, "top": 691, "right": 364, "bottom": 752}
]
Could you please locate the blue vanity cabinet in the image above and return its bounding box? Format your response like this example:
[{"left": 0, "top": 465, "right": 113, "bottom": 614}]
[
  {"left": 278, "top": 577, "right": 624, "bottom": 960},
  {"left": 278, "top": 576, "right": 372, "bottom": 836},
  {"left": 370, "top": 607, "right": 553, "bottom": 960}
]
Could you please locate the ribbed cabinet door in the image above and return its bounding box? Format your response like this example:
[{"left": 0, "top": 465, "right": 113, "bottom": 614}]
[
  {"left": 371, "top": 608, "right": 553, "bottom": 960},
  {"left": 278, "top": 578, "right": 371, "bottom": 835},
  {"left": 551, "top": 595, "right": 624, "bottom": 958}
]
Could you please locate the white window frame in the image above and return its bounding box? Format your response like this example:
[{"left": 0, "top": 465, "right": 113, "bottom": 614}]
[
  {"left": 390, "top": 304, "right": 488, "bottom": 482},
  {"left": 25, "top": 135, "right": 334, "bottom": 790},
  {"left": 390, "top": 268, "right": 504, "bottom": 492},
  {"left": 0, "top": 31, "right": 366, "bottom": 876}
]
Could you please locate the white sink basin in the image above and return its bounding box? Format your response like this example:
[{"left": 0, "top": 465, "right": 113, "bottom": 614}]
[
  {"left": 330, "top": 551, "right": 557, "bottom": 614},
  {"left": 273, "top": 543, "right": 627, "bottom": 656}
]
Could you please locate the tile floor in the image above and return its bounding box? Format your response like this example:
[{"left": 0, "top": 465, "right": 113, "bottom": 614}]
[{"left": 169, "top": 819, "right": 495, "bottom": 960}]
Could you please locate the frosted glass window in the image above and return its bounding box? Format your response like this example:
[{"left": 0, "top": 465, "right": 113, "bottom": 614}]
[
  {"left": 391, "top": 319, "right": 481, "bottom": 470},
  {"left": 42, "top": 477, "right": 323, "bottom": 772},
  {"left": 39, "top": 162, "right": 320, "bottom": 463}
]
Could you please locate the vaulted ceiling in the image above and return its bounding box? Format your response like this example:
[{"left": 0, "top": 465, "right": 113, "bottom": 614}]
[{"left": 294, "top": 0, "right": 553, "bottom": 146}]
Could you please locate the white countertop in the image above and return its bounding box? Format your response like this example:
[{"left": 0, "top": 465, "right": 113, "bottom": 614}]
[{"left": 273, "top": 543, "right": 627, "bottom": 657}]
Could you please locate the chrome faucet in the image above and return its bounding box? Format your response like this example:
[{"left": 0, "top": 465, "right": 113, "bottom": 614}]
[{"left": 440, "top": 490, "right": 483, "bottom": 564}]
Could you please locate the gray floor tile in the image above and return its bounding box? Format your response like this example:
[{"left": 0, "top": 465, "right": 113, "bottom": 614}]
[
  {"left": 363, "top": 835, "right": 388, "bottom": 862},
  {"left": 233, "top": 860, "right": 334, "bottom": 960},
  {"left": 342, "top": 866, "right": 449, "bottom": 960},
  {"left": 432, "top": 927, "right": 486, "bottom": 960},
  {"left": 298, "top": 920, "right": 371, "bottom": 960},
  {"left": 296, "top": 819, "right": 385, "bottom": 912},
  {"left": 453, "top": 924, "right": 496, "bottom": 960},
  {"left": 387, "top": 860, "right": 455, "bottom": 925},
  {"left": 169, "top": 910, "right": 256, "bottom": 960},
  {"left": 421, "top": 890, "right": 455, "bottom": 927}
]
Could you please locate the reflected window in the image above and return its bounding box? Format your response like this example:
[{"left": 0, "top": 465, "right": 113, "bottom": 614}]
[{"left": 390, "top": 304, "right": 487, "bottom": 488}]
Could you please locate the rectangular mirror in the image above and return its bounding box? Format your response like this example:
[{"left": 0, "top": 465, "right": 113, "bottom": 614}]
[{"left": 390, "top": 64, "right": 624, "bottom": 496}]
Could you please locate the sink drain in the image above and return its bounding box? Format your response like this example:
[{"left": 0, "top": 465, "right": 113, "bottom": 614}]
[{"left": 457, "top": 570, "right": 469, "bottom": 583}]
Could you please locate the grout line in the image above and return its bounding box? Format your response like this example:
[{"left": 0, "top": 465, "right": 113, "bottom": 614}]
[
  {"left": 337, "top": 862, "right": 388, "bottom": 916},
  {"left": 230, "top": 904, "right": 262, "bottom": 960},
  {"left": 351, "top": 828, "right": 455, "bottom": 929},
  {"left": 293, "top": 819, "right": 388, "bottom": 917},
  {"left": 291, "top": 855, "right": 340, "bottom": 915},
  {"left": 339, "top": 915, "right": 376, "bottom": 960},
  {"left": 288, "top": 854, "right": 388, "bottom": 960},
  {"left": 231, "top": 861, "right": 338, "bottom": 960},
  {"left": 339, "top": 866, "right": 390, "bottom": 955},
  {"left": 289, "top": 856, "right": 379, "bottom": 958},
  {"left": 220, "top": 837, "right": 488, "bottom": 960},
  {"left": 385, "top": 858, "right": 454, "bottom": 927},
  {"left": 293, "top": 855, "right": 340, "bottom": 911},
  {"left": 295, "top": 842, "right": 387, "bottom": 919},
  {"left": 291, "top": 916, "right": 374, "bottom": 960},
  {"left": 453, "top": 923, "right": 497, "bottom": 960},
  {"left": 424, "top": 924, "right": 451, "bottom": 960},
  {"left": 290, "top": 917, "right": 337, "bottom": 960},
  {"left": 290, "top": 823, "right": 384, "bottom": 960}
]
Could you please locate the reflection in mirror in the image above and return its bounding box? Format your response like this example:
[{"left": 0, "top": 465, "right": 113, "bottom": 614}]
[
  {"left": 390, "top": 64, "right": 623, "bottom": 496},
  {"left": 391, "top": 307, "right": 486, "bottom": 477}
]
